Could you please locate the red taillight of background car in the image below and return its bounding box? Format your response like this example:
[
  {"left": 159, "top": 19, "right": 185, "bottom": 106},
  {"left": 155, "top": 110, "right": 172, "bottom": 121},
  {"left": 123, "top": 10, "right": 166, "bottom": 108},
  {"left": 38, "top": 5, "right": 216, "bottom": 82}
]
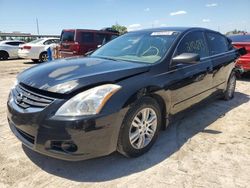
[
  {"left": 23, "top": 46, "right": 31, "bottom": 50},
  {"left": 72, "top": 42, "right": 80, "bottom": 54}
]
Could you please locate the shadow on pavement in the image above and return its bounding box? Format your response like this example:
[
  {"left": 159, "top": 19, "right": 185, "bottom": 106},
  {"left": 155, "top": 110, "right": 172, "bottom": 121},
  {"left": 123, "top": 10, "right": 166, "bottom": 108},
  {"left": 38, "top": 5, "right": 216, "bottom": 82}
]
[{"left": 23, "top": 92, "right": 249, "bottom": 182}]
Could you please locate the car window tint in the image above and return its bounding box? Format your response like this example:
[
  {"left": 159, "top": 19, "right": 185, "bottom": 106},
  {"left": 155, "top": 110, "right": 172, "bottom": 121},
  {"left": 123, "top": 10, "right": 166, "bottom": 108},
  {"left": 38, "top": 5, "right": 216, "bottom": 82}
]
[
  {"left": 44, "top": 40, "right": 53, "bottom": 45},
  {"left": 54, "top": 39, "right": 60, "bottom": 44},
  {"left": 206, "top": 32, "right": 229, "bottom": 56},
  {"left": 80, "top": 32, "right": 94, "bottom": 43},
  {"left": 177, "top": 31, "right": 208, "bottom": 58},
  {"left": 6, "top": 42, "right": 21, "bottom": 46},
  {"left": 111, "top": 35, "right": 118, "bottom": 40},
  {"left": 96, "top": 33, "right": 108, "bottom": 45}
]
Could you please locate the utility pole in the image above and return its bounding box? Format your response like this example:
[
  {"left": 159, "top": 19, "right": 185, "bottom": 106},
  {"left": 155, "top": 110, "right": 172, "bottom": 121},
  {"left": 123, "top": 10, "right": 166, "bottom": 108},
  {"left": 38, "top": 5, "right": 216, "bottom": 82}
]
[{"left": 36, "top": 18, "right": 40, "bottom": 35}]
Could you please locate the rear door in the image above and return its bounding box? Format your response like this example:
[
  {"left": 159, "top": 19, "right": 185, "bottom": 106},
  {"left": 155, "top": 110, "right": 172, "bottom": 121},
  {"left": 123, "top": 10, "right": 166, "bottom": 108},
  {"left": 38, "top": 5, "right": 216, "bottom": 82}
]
[
  {"left": 6, "top": 41, "right": 24, "bottom": 57},
  {"left": 205, "top": 32, "right": 236, "bottom": 90},
  {"left": 77, "top": 31, "right": 95, "bottom": 55},
  {"left": 60, "top": 30, "right": 76, "bottom": 56},
  {"left": 169, "top": 31, "right": 213, "bottom": 114}
]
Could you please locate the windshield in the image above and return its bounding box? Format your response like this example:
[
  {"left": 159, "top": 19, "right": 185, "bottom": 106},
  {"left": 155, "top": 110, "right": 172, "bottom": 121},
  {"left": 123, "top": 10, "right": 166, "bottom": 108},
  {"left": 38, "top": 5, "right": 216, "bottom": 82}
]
[
  {"left": 91, "top": 31, "right": 179, "bottom": 64},
  {"left": 229, "top": 35, "right": 250, "bottom": 42}
]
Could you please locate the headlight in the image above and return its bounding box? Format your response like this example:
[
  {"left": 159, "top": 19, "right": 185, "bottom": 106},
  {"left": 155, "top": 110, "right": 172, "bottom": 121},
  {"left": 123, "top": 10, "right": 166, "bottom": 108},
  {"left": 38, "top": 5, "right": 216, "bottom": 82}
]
[
  {"left": 12, "top": 79, "right": 18, "bottom": 89},
  {"left": 55, "top": 84, "right": 121, "bottom": 116}
]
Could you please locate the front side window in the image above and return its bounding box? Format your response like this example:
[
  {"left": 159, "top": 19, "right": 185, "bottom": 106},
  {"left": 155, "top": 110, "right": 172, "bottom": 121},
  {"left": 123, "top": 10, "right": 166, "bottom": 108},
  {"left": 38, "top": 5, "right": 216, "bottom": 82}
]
[
  {"left": 176, "top": 31, "right": 208, "bottom": 58},
  {"left": 206, "top": 32, "right": 229, "bottom": 55},
  {"left": 91, "top": 31, "right": 179, "bottom": 64}
]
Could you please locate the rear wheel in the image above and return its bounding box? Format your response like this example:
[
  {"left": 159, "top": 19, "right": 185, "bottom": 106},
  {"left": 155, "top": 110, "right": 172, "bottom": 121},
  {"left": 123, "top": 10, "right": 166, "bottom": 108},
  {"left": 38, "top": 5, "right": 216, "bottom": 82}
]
[
  {"left": 223, "top": 71, "right": 236, "bottom": 100},
  {"left": 0, "top": 51, "right": 9, "bottom": 60},
  {"left": 39, "top": 52, "right": 48, "bottom": 62},
  {"left": 117, "top": 97, "right": 162, "bottom": 158}
]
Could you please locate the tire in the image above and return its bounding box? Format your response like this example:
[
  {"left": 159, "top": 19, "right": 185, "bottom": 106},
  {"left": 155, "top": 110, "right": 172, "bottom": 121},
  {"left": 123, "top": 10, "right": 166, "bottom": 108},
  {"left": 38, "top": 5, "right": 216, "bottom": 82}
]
[
  {"left": 31, "top": 59, "right": 39, "bottom": 63},
  {"left": 223, "top": 71, "right": 236, "bottom": 100},
  {"left": 39, "top": 52, "right": 48, "bottom": 63},
  {"left": 0, "top": 51, "right": 9, "bottom": 60},
  {"left": 117, "top": 97, "right": 162, "bottom": 158}
]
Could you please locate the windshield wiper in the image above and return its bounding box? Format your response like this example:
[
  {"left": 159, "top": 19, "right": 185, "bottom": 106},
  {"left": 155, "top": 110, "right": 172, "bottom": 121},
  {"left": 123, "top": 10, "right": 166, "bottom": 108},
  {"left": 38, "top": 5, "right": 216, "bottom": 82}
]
[{"left": 91, "top": 56, "right": 118, "bottom": 61}]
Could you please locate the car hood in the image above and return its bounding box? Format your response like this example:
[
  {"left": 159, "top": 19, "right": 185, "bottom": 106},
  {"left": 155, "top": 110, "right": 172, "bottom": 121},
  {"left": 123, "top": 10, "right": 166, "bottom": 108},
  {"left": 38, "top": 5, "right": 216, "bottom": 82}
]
[{"left": 18, "top": 57, "right": 150, "bottom": 94}]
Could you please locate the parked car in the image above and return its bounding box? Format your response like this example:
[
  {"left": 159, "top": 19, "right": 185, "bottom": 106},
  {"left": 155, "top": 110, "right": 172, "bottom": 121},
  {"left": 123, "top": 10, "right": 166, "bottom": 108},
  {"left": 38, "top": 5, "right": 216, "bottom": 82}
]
[
  {"left": 7, "top": 27, "right": 244, "bottom": 161},
  {"left": 0, "top": 40, "right": 25, "bottom": 60},
  {"left": 228, "top": 34, "right": 250, "bottom": 74},
  {"left": 18, "top": 38, "right": 60, "bottom": 62},
  {"left": 59, "top": 28, "right": 119, "bottom": 58}
]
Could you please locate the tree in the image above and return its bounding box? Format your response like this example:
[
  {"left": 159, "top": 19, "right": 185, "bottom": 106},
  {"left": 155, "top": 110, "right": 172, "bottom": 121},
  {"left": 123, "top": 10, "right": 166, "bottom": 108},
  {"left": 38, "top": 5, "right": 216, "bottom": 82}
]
[
  {"left": 111, "top": 24, "right": 127, "bottom": 35},
  {"left": 225, "top": 29, "right": 247, "bottom": 35}
]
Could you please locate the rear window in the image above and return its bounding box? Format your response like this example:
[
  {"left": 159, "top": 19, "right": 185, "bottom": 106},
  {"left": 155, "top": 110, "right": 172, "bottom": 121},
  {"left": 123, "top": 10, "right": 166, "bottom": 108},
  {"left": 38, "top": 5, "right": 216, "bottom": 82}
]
[
  {"left": 61, "top": 31, "right": 75, "bottom": 42},
  {"left": 228, "top": 35, "right": 250, "bottom": 42}
]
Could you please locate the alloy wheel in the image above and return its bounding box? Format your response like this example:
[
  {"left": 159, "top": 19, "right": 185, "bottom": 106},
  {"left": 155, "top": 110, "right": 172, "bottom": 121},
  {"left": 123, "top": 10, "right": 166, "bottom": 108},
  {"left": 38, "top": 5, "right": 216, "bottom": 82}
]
[{"left": 129, "top": 108, "right": 157, "bottom": 149}]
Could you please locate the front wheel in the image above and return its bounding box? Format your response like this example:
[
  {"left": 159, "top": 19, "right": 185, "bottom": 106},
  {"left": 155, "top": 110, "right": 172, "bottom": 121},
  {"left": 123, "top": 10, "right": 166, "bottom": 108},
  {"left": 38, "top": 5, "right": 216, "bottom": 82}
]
[
  {"left": 223, "top": 71, "right": 236, "bottom": 100},
  {"left": 117, "top": 97, "right": 162, "bottom": 158}
]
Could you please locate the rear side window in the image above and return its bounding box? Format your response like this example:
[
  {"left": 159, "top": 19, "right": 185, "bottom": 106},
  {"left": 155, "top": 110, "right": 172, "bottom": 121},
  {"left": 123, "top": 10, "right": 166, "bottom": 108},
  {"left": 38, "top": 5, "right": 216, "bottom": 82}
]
[
  {"left": 80, "top": 32, "right": 94, "bottom": 43},
  {"left": 177, "top": 31, "right": 208, "bottom": 58},
  {"left": 96, "top": 33, "right": 108, "bottom": 45},
  {"left": 61, "top": 31, "right": 75, "bottom": 42},
  {"left": 206, "top": 32, "right": 229, "bottom": 55},
  {"left": 6, "top": 42, "right": 24, "bottom": 46},
  {"left": 44, "top": 40, "right": 53, "bottom": 45},
  {"left": 111, "top": 35, "right": 118, "bottom": 40}
]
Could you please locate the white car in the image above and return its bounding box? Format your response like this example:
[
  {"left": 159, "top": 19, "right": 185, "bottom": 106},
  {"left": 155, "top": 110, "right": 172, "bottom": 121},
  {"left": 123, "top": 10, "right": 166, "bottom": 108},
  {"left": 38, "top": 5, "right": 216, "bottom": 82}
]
[
  {"left": 0, "top": 40, "right": 25, "bottom": 60},
  {"left": 18, "top": 38, "right": 60, "bottom": 62}
]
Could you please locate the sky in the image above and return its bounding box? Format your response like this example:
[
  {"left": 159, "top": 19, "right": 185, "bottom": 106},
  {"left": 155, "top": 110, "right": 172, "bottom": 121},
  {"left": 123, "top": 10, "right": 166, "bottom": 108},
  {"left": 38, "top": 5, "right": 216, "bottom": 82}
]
[{"left": 0, "top": 0, "right": 249, "bottom": 35}]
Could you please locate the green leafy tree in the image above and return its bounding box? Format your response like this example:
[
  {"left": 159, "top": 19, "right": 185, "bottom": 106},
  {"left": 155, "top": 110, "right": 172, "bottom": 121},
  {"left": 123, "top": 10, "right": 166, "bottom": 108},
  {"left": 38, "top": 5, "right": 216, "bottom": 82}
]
[
  {"left": 111, "top": 24, "right": 127, "bottom": 35},
  {"left": 226, "top": 29, "right": 247, "bottom": 35}
]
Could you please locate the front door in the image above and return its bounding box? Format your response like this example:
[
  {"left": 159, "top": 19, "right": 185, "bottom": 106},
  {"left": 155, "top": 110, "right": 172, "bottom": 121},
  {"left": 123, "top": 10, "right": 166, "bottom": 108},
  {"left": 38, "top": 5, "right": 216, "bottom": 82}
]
[{"left": 169, "top": 31, "right": 213, "bottom": 114}]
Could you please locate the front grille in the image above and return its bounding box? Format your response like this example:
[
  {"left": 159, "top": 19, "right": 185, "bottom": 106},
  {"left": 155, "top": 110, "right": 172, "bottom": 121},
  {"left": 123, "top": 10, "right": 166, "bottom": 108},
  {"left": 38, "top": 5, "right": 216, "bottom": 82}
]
[
  {"left": 13, "top": 84, "right": 54, "bottom": 109},
  {"left": 16, "top": 127, "right": 35, "bottom": 144}
]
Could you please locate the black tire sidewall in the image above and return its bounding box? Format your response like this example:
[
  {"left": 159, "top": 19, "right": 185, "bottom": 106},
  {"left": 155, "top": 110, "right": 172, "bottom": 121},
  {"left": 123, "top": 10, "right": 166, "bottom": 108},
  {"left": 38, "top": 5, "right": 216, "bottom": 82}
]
[
  {"left": 0, "top": 51, "right": 9, "bottom": 60},
  {"left": 118, "top": 97, "right": 162, "bottom": 157},
  {"left": 224, "top": 71, "right": 236, "bottom": 100},
  {"left": 39, "top": 52, "right": 48, "bottom": 62}
]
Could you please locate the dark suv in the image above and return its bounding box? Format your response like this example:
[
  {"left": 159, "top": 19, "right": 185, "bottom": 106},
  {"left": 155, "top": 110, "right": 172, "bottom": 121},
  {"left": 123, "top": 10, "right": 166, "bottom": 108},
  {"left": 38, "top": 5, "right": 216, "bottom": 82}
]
[{"left": 59, "top": 28, "right": 119, "bottom": 58}]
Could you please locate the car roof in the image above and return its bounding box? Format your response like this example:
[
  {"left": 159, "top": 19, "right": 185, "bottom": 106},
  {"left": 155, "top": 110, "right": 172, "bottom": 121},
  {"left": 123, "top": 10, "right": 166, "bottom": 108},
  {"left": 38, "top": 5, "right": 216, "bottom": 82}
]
[
  {"left": 130, "top": 27, "right": 219, "bottom": 34},
  {"left": 39, "top": 37, "right": 59, "bottom": 40},
  {"left": 62, "top": 29, "right": 119, "bottom": 34},
  {"left": 0, "top": 40, "right": 24, "bottom": 43}
]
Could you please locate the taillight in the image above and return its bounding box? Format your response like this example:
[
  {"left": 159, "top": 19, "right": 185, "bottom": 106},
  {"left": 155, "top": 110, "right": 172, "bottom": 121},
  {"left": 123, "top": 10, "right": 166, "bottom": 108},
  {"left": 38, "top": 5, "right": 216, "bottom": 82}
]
[
  {"left": 73, "top": 42, "right": 80, "bottom": 53},
  {"left": 23, "top": 46, "right": 31, "bottom": 50}
]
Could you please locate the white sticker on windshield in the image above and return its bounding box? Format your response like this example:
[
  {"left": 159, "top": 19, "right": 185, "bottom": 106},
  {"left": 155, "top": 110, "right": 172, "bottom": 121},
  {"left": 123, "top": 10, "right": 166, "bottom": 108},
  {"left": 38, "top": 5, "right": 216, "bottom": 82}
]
[{"left": 151, "top": 31, "right": 175, "bottom": 36}]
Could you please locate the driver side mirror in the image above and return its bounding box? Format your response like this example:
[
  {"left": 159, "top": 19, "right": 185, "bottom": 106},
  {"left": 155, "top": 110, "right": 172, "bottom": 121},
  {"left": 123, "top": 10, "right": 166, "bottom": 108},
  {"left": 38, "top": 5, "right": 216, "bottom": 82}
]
[{"left": 172, "top": 53, "right": 200, "bottom": 64}]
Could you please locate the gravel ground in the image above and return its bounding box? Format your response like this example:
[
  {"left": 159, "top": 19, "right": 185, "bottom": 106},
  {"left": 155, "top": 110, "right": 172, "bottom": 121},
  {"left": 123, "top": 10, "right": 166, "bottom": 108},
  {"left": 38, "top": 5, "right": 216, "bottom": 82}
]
[{"left": 0, "top": 59, "right": 250, "bottom": 188}]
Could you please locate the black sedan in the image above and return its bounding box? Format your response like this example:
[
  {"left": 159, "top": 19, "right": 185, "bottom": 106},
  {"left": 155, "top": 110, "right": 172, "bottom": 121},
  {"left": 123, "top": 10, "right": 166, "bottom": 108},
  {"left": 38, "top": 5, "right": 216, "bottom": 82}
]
[{"left": 7, "top": 27, "right": 242, "bottom": 161}]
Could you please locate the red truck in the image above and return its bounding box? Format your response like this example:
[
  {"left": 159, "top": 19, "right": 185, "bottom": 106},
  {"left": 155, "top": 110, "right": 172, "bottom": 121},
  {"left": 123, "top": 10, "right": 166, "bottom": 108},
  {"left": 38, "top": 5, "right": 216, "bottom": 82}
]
[
  {"left": 59, "top": 28, "right": 119, "bottom": 58},
  {"left": 229, "top": 34, "right": 250, "bottom": 74}
]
